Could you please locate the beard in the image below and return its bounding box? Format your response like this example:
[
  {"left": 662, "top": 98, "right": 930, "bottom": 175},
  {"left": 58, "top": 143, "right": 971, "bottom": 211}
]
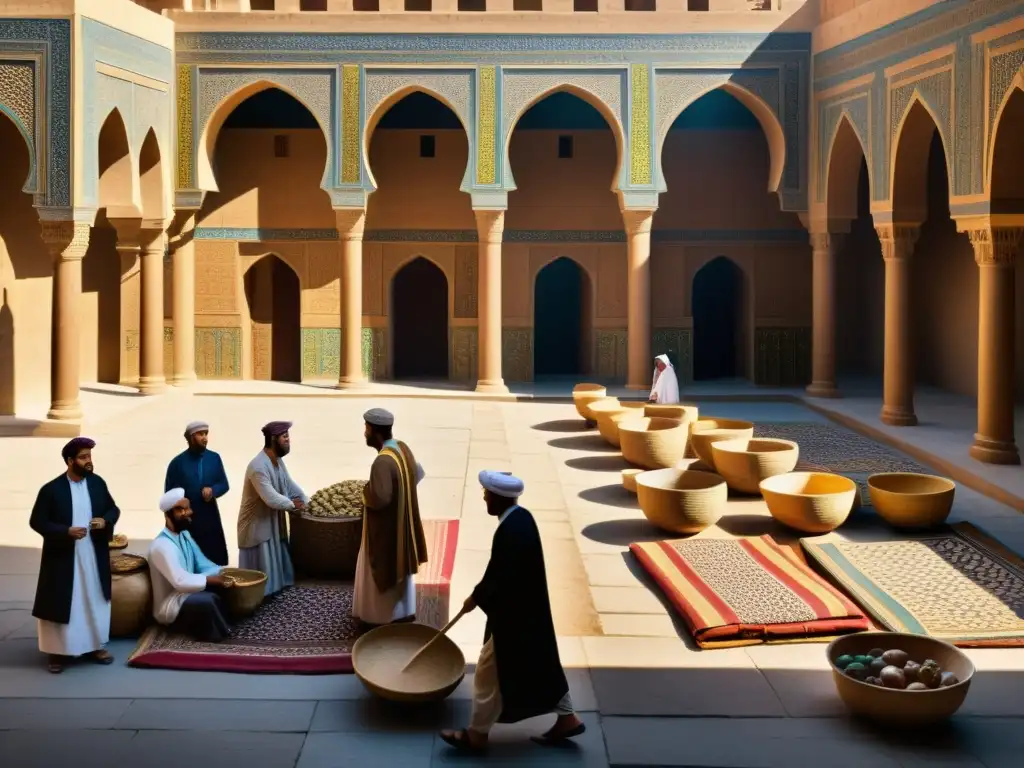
[
  {"left": 172, "top": 516, "right": 192, "bottom": 533},
  {"left": 189, "top": 442, "right": 207, "bottom": 455},
  {"left": 76, "top": 462, "right": 94, "bottom": 476},
  {"left": 275, "top": 441, "right": 290, "bottom": 457}
]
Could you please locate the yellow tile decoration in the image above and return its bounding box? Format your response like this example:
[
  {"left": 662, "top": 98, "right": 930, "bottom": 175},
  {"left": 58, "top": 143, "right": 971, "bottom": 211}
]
[
  {"left": 630, "top": 64, "right": 652, "bottom": 186},
  {"left": 477, "top": 66, "right": 497, "bottom": 185},
  {"left": 341, "top": 64, "right": 361, "bottom": 185},
  {"left": 176, "top": 65, "right": 193, "bottom": 189}
]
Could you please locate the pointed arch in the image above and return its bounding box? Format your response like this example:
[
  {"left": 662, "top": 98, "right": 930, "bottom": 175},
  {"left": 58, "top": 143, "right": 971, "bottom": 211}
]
[
  {"left": 656, "top": 81, "right": 786, "bottom": 196},
  {"left": 533, "top": 255, "right": 595, "bottom": 378},
  {"left": 825, "top": 113, "right": 871, "bottom": 221},
  {"left": 890, "top": 94, "right": 952, "bottom": 219},
  {"left": 391, "top": 256, "right": 450, "bottom": 380},
  {"left": 242, "top": 252, "right": 302, "bottom": 382},
  {"left": 363, "top": 86, "right": 472, "bottom": 192},
  {"left": 97, "top": 107, "right": 138, "bottom": 213},
  {"left": 504, "top": 85, "right": 625, "bottom": 193},
  {"left": 197, "top": 81, "right": 330, "bottom": 193},
  {"left": 138, "top": 128, "right": 166, "bottom": 222},
  {"left": 986, "top": 69, "right": 1024, "bottom": 196},
  {"left": 0, "top": 107, "right": 36, "bottom": 193}
]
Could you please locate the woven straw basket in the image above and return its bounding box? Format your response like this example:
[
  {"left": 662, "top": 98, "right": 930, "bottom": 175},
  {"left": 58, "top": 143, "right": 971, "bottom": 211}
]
[
  {"left": 590, "top": 399, "right": 646, "bottom": 447},
  {"left": 711, "top": 438, "right": 800, "bottom": 494},
  {"left": 220, "top": 567, "right": 267, "bottom": 618},
  {"left": 644, "top": 404, "right": 698, "bottom": 423},
  {"left": 572, "top": 383, "right": 609, "bottom": 421},
  {"left": 867, "top": 473, "right": 956, "bottom": 529},
  {"left": 621, "top": 468, "right": 644, "bottom": 493},
  {"left": 759, "top": 472, "right": 857, "bottom": 534},
  {"left": 619, "top": 417, "right": 689, "bottom": 470},
  {"left": 353, "top": 623, "right": 466, "bottom": 703},
  {"left": 110, "top": 553, "right": 152, "bottom": 638},
  {"left": 290, "top": 512, "right": 363, "bottom": 579},
  {"left": 689, "top": 418, "right": 755, "bottom": 468},
  {"left": 636, "top": 468, "right": 727, "bottom": 534}
]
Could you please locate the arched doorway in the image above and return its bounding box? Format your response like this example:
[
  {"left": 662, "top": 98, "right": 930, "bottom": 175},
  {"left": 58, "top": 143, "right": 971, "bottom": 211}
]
[
  {"left": 244, "top": 255, "right": 301, "bottom": 382},
  {"left": 392, "top": 257, "right": 448, "bottom": 379},
  {"left": 692, "top": 256, "right": 743, "bottom": 380},
  {"left": 534, "top": 257, "right": 591, "bottom": 377}
]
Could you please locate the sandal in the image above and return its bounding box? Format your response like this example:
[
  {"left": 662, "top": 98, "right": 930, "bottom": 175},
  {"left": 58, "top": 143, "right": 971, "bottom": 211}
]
[
  {"left": 439, "top": 729, "right": 488, "bottom": 754},
  {"left": 531, "top": 722, "right": 587, "bottom": 746},
  {"left": 88, "top": 649, "right": 114, "bottom": 665},
  {"left": 47, "top": 655, "right": 64, "bottom": 674}
]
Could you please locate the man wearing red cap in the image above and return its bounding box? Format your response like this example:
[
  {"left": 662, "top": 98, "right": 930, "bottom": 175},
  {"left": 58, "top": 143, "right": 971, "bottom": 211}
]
[
  {"left": 30, "top": 437, "right": 121, "bottom": 673},
  {"left": 237, "top": 421, "right": 308, "bottom": 595}
]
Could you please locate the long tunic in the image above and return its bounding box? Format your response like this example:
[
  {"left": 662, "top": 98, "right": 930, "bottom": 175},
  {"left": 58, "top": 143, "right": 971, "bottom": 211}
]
[
  {"left": 32, "top": 475, "right": 117, "bottom": 657},
  {"left": 237, "top": 451, "right": 307, "bottom": 596},
  {"left": 148, "top": 529, "right": 223, "bottom": 625},
  {"left": 164, "top": 449, "right": 230, "bottom": 566},
  {"left": 352, "top": 439, "right": 426, "bottom": 624},
  {"left": 471, "top": 504, "right": 569, "bottom": 724}
]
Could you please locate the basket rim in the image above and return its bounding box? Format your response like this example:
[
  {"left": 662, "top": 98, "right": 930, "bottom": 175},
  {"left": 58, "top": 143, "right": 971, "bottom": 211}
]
[
  {"left": 295, "top": 509, "right": 364, "bottom": 522},
  {"left": 759, "top": 471, "right": 857, "bottom": 496},
  {"left": 867, "top": 472, "right": 956, "bottom": 495},
  {"left": 711, "top": 437, "right": 799, "bottom": 454},
  {"left": 618, "top": 416, "right": 686, "bottom": 432},
  {"left": 635, "top": 467, "right": 726, "bottom": 492},
  {"left": 825, "top": 631, "right": 975, "bottom": 692}
]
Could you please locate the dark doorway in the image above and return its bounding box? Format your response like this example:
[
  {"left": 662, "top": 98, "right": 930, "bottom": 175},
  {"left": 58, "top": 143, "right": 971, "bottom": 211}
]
[
  {"left": 692, "top": 256, "right": 743, "bottom": 380},
  {"left": 392, "top": 257, "right": 449, "bottom": 379},
  {"left": 245, "top": 256, "right": 301, "bottom": 382},
  {"left": 534, "top": 257, "right": 589, "bottom": 377}
]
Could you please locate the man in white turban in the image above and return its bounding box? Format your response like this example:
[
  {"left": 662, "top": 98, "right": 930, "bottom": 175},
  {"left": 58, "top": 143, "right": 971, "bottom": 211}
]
[
  {"left": 649, "top": 354, "right": 680, "bottom": 405},
  {"left": 440, "top": 471, "right": 584, "bottom": 753},
  {"left": 147, "top": 488, "right": 231, "bottom": 642}
]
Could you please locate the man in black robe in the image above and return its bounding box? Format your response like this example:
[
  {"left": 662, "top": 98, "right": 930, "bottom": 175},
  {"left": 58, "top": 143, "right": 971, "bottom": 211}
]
[{"left": 440, "top": 470, "right": 585, "bottom": 753}]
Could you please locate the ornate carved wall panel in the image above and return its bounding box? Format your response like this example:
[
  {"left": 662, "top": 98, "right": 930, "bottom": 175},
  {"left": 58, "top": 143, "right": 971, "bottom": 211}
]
[
  {"left": 595, "top": 329, "right": 628, "bottom": 380},
  {"left": 986, "top": 34, "right": 1024, "bottom": 189},
  {"left": 450, "top": 327, "right": 477, "bottom": 382},
  {"left": 816, "top": 90, "right": 871, "bottom": 203},
  {"left": 754, "top": 327, "right": 811, "bottom": 386},
  {"left": 0, "top": 61, "right": 37, "bottom": 188},
  {"left": 362, "top": 327, "right": 387, "bottom": 380},
  {"left": 364, "top": 69, "right": 473, "bottom": 131},
  {"left": 301, "top": 327, "right": 340, "bottom": 379},
  {"left": 195, "top": 241, "right": 239, "bottom": 313},
  {"left": 454, "top": 246, "right": 478, "bottom": 319},
  {"left": 195, "top": 328, "right": 241, "bottom": 379},
  {"left": 888, "top": 61, "right": 954, "bottom": 198},
  {"left": 502, "top": 328, "right": 532, "bottom": 382}
]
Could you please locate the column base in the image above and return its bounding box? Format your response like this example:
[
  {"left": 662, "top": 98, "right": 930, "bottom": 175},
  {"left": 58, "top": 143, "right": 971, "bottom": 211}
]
[
  {"left": 969, "top": 435, "right": 1021, "bottom": 465},
  {"left": 625, "top": 383, "right": 649, "bottom": 391},
  {"left": 880, "top": 406, "right": 918, "bottom": 427},
  {"left": 336, "top": 376, "right": 368, "bottom": 390},
  {"left": 170, "top": 372, "right": 198, "bottom": 388},
  {"left": 137, "top": 377, "right": 167, "bottom": 395},
  {"left": 46, "top": 401, "right": 82, "bottom": 421},
  {"left": 475, "top": 379, "right": 509, "bottom": 394},
  {"left": 806, "top": 382, "right": 841, "bottom": 398}
]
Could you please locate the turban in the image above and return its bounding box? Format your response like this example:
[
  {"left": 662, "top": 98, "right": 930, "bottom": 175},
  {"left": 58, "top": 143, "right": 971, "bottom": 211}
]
[
  {"left": 261, "top": 421, "right": 292, "bottom": 437},
  {"left": 479, "top": 470, "right": 524, "bottom": 499},
  {"left": 160, "top": 488, "right": 185, "bottom": 513},
  {"left": 363, "top": 408, "right": 394, "bottom": 427},
  {"left": 185, "top": 420, "right": 209, "bottom": 437},
  {"left": 61, "top": 437, "right": 96, "bottom": 461}
]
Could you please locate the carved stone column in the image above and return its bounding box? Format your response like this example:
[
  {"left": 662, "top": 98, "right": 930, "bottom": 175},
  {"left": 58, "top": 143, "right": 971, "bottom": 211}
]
[
  {"left": 474, "top": 209, "right": 508, "bottom": 393},
  {"left": 875, "top": 223, "right": 920, "bottom": 427},
  {"left": 171, "top": 211, "right": 198, "bottom": 386},
  {"left": 806, "top": 231, "right": 846, "bottom": 398},
  {"left": 967, "top": 226, "right": 1021, "bottom": 464},
  {"left": 43, "top": 220, "right": 90, "bottom": 421},
  {"left": 623, "top": 209, "right": 655, "bottom": 389},
  {"left": 336, "top": 208, "right": 366, "bottom": 388},
  {"left": 138, "top": 229, "right": 167, "bottom": 394}
]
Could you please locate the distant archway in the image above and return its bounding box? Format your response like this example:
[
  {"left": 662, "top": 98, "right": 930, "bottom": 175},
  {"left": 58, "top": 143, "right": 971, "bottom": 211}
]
[
  {"left": 534, "top": 257, "right": 592, "bottom": 377},
  {"left": 244, "top": 255, "right": 301, "bottom": 382},
  {"left": 692, "top": 256, "right": 743, "bottom": 380},
  {"left": 97, "top": 108, "right": 135, "bottom": 213},
  {"left": 138, "top": 128, "right": 164, "bottom": 221},
  {"left": 392, "top": 257, "right": 449, "bottom": 379}
]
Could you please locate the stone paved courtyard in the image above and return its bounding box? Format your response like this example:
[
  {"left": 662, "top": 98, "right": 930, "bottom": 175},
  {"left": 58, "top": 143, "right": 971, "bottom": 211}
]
[{"left": 1, "top": 392, "right": 1023, "bottom": 767}]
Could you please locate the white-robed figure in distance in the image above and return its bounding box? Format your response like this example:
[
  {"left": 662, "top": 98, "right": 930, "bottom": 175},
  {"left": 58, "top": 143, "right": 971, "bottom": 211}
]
[
  {"left": 649, "top": 354, "right": 680, "bottom": 404},
  {"left": 237, "top": 421, "right": 308, "bottom": 596}
]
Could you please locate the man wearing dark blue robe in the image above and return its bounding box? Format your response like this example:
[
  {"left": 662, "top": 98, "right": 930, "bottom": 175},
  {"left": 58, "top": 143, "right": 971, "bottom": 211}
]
[{"left": 164, "top": 421, "right": 230, "bottom": 566}]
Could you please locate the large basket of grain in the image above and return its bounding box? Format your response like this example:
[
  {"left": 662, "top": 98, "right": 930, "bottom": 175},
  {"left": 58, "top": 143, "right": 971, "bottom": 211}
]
[
  {"left": 290, "top": 480, "right": 366, "bottom": 579},
  {"left": 353, "top": 623, "right": 466, "bottom": 703},
  {"left": 110, "top": 553, "right": 152, "bottom": 638},
  {"left": 572, "top": 383, "right": 609, "bottom": 421},
  {"left": 220, "top": 568, "right": 268, "bottom": 619},
  {"left": 619, "top": 417, "right": 689, "bottom": 470}
]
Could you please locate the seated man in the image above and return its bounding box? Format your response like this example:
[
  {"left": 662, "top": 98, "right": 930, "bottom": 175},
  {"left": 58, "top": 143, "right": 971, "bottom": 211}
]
[{"left": 148, "top": 488, "right": 231, "bottom": 642}]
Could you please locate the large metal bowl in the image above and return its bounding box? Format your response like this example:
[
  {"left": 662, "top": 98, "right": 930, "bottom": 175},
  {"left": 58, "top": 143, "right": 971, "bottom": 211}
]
[{"left": 352, "top": 623, "right": 466, "bottom": 704}]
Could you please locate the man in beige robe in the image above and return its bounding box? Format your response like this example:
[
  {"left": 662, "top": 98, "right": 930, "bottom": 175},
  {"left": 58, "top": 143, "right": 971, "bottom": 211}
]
[{"left": 352, "top": 408, "right": 428, "bottom": 626}]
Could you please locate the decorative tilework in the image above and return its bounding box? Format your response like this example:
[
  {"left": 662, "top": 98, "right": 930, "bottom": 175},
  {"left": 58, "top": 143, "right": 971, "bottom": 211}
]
[
  {"left": 450, "top": 327, "right": 478, "bottom": 382},
  {"left": 177, "top": 65, "right": 194, "bottom": 190},
  {"left": 816, "top": 92, "right": 870, "bottom": 203},
  {"left": 301, "top": 327, "right": 341, "bottom": 379},
  {"left": 477, "top": 66, "right": 496, "bottom": 186},
  {"left": 501, "top": 328, "right": 532, "bottom": 383},
  {"left": 652, "top": 328, "right": 692, "bottom": 386},
  {"left": 753, "top": 422, "right": 928, "bottom": 475},
  {"left": 365, "top": 69, "right": 472, "bottom": 131},
  {"left": 341, "top": 64, "right": 361, "bottom": 186},
  {"left": 889, "top": 68, "right": 954, "bottom": 176},
  {"left": 196, "top": 227, "right": 340, "bottom": 241},
  {"left": 629, "top": 64, "right": 651, "bottom": 187},
  {"left": 0, "top": 19, "right": 71, "bottom": 209},
  {"left": 0, "top": 62, "right": 36, "bottom": 148},
  {"left": 195, "top": 328, "right": 240, "bottom": 379},
  {"left": 987, "top": 40, "right": 1024, "bottom": 183},
  {"left": 454, "top": 248, "right": 477, "bottom": 319},
  {"left": 753, "top": 327, "right": 811, "bottom": 387},
  {"left": 595, "top": 329, "right": 628, "bottom": 380},
  {"left": 783, "top": 63, "right": 802, "bottom": 192},
  {"left": 361, "top": 326, "right": 386, "bottom": 380}
]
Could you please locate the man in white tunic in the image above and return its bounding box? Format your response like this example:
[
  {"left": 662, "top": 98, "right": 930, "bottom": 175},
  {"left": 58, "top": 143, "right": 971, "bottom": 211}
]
[
  {"left": 238, "top": 421, "right": 307, "bottom": 596},
  {"left": 30, "top": 437, "right": 121, "bottom": 673},
  {"left": 649, "top": 354, "right": 680, "bottom": 404},
  {"left": 149, "top": 488, "right": 231, "bottom": 642},
  {"left": 353, "top": 408, "right": 428, "bottom": 627}
]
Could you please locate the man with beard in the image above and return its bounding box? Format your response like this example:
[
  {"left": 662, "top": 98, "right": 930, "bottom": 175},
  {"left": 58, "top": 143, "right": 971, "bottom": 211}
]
[
  {"left": 352, "top": 408, "right": 428, "bottom": 627},
  {"left": 440, "top": 471, "right": 584, "bottom": 753},
  {"left": 148, "top": 488, "right": 231, "bottom": 642},
  {"left": 30, "top": 437, "right": 121, "bottom": 674},
  {"left": 164, "top": 421, "right": 230, "bottom": 566},
  {"left": 237, "top": 421, "right": 307, "bottom": 595}
]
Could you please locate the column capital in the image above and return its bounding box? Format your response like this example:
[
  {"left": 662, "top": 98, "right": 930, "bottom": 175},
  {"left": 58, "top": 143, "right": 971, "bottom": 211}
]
[
  {"left": 874, "top": 223, "right": 920, "bottom": 261},
  {"left": 622, "top": 208, "right": 656, "bottom": 236},
  {"left": 967, "top": 226, "right": 1022, "bottom": 268},
  {"left": 40, "top": 220, "right": 90, "bottom": 262},
  {"left": 334, "top": 207, "right": 366, "bottom": 242},
  {"left": 809, "top": 231, "right": 847, "bottom": 254},
  {"left": 473, "top": 209, "right": 505, "bottom": 243},
  {"left": 138, "top": 228, "right": 168, "bottom": 254}
]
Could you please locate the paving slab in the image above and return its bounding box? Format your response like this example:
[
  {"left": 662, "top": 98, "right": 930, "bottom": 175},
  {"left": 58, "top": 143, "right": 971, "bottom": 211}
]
[
  {"left": 0, "top": 698, "right": 133, "bottom": 729},
  {"left": 0, "top": 729, "right": 138, "bottom": 768},
  {"left": 298, "top": 731, "right": 433, "bottom": 767},
  {"left": 114, "top": 699, "right": 317, "bottom": 732},
  {"left": 125, "top": 730, "right": 306, "bottom": 768}
]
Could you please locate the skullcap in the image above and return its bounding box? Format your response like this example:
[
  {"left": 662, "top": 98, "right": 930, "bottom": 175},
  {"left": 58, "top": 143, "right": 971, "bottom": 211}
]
[
  {"left": 159, "top": 488, "right": 185, "bottom": 513},
  {"left": 185, "top": 421, "right": 209, "bottom": 437},
  {"left": 261, "top": 421, "right": 292, "bottom": 437},
  {"left": 363, "top": 408, "right": 395, "bottom": 427},
  {"left": 61, "top": 437, "right": 96, "bottom": 461},
  {"left": 478, "top": 470, "right": 524, "bottom": 499}
]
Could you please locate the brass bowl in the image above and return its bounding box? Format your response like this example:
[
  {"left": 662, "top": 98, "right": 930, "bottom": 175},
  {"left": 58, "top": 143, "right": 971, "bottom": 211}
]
[
  {"left": 688, "top": 418, "right": 755, "bottom": 469},
  {"left": 619, "top": 417, "right": 689, "bottom": 470},
  {"left": 711, "top": 438, "right": 800, "bottom": 495},
  {"left": 867, "top": 473, "right": 956, "bottom": 529},
  {"left": 760, "top": 472, "right": 857, "bottom": 534},
  {"left": 827, "top": 632, "right": 974, "bottom": 725},
  {"left": 353, "top": 622, "right": 466, "bottom": 703},
  {"left": 635, "top": 468, "right": 727, "bottom": 534}
]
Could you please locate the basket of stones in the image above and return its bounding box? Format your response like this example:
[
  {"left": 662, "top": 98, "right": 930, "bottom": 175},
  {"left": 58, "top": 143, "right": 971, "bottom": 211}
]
[
  {"left": 290, "top": 479, "right": 366, "bottom": 580},
  {"left": 110, "top": 553, "right": 152, "bottom": 638}
]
